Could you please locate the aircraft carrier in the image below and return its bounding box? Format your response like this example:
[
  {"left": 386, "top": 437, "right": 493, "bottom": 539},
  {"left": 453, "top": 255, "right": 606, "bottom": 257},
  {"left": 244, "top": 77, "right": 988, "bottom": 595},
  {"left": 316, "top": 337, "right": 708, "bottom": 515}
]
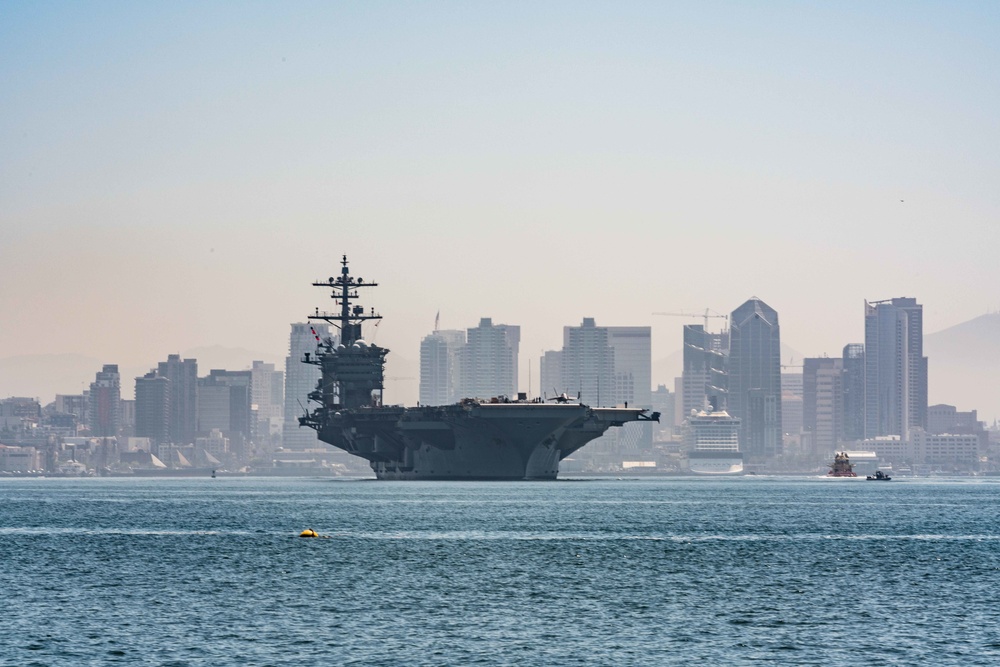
[{"left": 299, "top": 257, "right": 658, "bottom": 480}]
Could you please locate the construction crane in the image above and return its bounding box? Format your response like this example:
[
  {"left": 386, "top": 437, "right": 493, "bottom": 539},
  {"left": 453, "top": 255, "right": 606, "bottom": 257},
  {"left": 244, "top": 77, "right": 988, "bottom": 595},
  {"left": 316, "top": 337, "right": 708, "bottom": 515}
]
[{"left": 653, "top": 309, "right": 728, "bottom": 330}]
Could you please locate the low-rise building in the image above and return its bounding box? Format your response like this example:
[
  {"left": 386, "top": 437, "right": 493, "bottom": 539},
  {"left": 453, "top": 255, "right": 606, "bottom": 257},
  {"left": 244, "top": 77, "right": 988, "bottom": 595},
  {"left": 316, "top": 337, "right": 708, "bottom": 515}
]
[
  {"left": 911, "top": 431, "right": 980, "bottom": 466},
  {"left": 0, "top": 444, "right": 40, "bottom": 471}
]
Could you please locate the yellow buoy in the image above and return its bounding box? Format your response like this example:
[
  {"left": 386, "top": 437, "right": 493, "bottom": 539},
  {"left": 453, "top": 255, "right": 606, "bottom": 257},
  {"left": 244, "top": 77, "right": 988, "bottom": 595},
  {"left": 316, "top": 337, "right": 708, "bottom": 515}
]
[{"left": 299, "top": 528, "right": 319, "bottom": 538}]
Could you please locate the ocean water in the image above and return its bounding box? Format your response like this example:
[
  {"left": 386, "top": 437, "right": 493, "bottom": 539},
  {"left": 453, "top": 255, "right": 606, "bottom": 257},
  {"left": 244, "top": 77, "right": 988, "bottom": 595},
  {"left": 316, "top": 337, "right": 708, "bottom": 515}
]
[{"left": 2, "top": 476, "right": 1000, "bottom": 666}]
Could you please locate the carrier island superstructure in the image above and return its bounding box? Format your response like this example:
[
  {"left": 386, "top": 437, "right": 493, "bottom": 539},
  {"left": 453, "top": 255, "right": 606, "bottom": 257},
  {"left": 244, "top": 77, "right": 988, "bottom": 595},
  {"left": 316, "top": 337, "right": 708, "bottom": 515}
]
[{"left": 299, "top": 257, "right": 659, "bottom": 480}]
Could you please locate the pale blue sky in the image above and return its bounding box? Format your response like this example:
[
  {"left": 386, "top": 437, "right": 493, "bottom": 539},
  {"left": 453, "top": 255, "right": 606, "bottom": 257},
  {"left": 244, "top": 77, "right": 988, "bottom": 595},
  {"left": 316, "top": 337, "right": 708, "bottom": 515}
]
[{"left": 2, "top": 2, "right": 998, "bottom": 404}]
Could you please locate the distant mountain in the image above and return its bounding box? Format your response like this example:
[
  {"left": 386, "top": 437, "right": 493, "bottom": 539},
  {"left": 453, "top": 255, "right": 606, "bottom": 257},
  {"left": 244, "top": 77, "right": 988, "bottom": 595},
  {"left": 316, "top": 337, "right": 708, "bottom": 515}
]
[{"left": 925, "top": 313, "right": 1000, "bottom": 421}]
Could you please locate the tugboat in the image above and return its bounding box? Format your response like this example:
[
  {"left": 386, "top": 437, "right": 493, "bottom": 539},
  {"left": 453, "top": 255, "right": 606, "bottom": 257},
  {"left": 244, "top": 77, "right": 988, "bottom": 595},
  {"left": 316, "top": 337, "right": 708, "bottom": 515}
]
[
  {"left": 866, "top": 470, "right": 892, "bottom": 481},
  {"left": 828, "top": 451, "right": 857, "bottom": 477}
]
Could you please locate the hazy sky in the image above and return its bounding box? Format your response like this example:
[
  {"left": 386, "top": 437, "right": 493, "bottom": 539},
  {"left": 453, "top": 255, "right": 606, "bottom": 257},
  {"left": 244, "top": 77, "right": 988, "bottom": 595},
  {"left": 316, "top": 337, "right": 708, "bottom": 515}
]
[{"left": 3, "top": 2, "right": 998, "bottom": 403}]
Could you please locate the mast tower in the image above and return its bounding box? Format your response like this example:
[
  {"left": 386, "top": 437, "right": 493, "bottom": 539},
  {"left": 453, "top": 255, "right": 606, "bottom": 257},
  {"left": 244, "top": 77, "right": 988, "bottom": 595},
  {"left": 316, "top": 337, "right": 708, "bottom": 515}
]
[{"left": 305, "top": 256, "right": 389, "bottom": 411}]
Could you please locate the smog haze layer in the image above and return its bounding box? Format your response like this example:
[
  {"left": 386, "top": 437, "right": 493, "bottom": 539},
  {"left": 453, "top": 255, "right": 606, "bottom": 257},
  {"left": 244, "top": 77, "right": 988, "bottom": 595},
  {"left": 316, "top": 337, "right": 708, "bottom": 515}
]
[{"left": 2, "top": 2, "right": 998, "bottom": 413}]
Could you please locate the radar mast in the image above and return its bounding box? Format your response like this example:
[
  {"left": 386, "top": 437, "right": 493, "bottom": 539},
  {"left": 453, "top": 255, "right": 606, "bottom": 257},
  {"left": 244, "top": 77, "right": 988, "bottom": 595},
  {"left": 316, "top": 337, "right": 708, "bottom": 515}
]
[{"left": 309, "top": 255, "right": 381, "bottom": 346}]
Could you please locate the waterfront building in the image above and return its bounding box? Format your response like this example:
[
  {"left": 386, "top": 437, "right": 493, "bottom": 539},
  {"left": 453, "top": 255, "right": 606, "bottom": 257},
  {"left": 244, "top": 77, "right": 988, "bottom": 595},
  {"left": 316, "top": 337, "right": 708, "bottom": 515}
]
[
  {"left": 727, "top": 298, "right": 782, "bottom": 460},
  {"left": 283, "top": 322, "right": 331, "bottom": 451},
  {"left": 419, "top": 329, "right": 466, "bottom": 405},
  {"left": 911, "top": 431, "right": 980, "bottom": 466},
  {"left": 857, "top": 436, "right": 907, "bottom": 464},
  {"left": 802, "top": 357, "right": 844, "bottom": 456},
  {"left": 842, "top": 344, "right": 865, "bottom": 442},
  {"left": 864, "top": 298, "right": 927, "bottom": 439},
  {"left": 157, "top": 355, "right": 198, "bottom": 446},
  {"left": 88, "top": 364, "right": 121, "bottom": 437},
  {"left": 0, "top": 444, "right": 40, "bottom": 471},
  {"left": 458, "top": 318, "right": 520, "bottom": 399},
  {"left": 860, "top": 431, "right": 981, "bottom": 468},
  {"left": 134, "top": 372, "right": 170, "bottom": 446}
]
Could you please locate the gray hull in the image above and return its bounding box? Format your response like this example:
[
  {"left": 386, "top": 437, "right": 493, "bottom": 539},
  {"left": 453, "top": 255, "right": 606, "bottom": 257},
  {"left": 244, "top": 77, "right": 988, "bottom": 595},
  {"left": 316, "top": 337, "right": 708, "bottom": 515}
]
[{"left": 316, "top": 403, "right": 648, "bottom": 480}]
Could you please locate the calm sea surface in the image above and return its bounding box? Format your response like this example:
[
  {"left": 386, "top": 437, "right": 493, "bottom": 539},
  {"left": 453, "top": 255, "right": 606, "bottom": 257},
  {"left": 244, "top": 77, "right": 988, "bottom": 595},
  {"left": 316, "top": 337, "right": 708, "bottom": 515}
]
[{"left": 2, "top": 476, "right": 999, "bottom": 666}]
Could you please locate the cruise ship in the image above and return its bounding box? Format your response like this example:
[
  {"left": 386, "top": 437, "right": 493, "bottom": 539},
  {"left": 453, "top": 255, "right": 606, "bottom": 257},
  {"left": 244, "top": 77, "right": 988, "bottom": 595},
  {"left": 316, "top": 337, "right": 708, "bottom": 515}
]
[{"left": 683, "top": 408, "right": 744, "bottom": 475}]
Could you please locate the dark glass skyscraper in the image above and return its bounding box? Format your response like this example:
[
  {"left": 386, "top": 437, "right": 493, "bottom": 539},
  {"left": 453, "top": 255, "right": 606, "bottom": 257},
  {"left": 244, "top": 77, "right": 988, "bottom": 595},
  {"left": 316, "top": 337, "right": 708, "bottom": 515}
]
[
  {"left": 157, "top": 355, "right": 198, "bottom": 446},
  {"left": 842, "top": 343, "right": 865, "bottom": 442},
  {"left": 864, "top": 298, "right": 927, "bottom": 439},
  {"left": 135, "top": 371, "right": 170, "bottom": 446},
  {"left": 728, "top": 298, "right": 782, "bottom": 460},
  {"left": 88, "top": 364, "right": 121, "bottom": 437}
]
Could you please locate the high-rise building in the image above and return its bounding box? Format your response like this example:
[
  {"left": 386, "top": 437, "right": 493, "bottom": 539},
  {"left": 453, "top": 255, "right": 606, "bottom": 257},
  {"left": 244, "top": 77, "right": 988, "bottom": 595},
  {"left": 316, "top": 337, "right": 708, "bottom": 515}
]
[
  {"left": 553, "top": 319, "right": 652, "bottom": 457},
  {"left": 135, "top": 371, "right": 170, "bottom": 446},
  {"left": 681, "top": 325, "right": 728, "bottom": 415},
  {"left": 864, "top": 298, "right": 927, "bottom": 439},
  {"left": 608, "top": 327, "right": 651, "bottom": 408},
  {"left": 781, "top": 370, "right": 803, "bottom": 438},
  {"left": 283, "top": 322, "right": 332, "bottom": 451},
  {"left": 559, "top": 318, "right": 614, "bottom": 406},
  {"left": 458, "top": 318, "right": 520, "bottom": 399},
  {"left": 842, "top": 344, "right": 865, "bottom": 442},
  {"left": 251, "top": 361, "right": 284, "bottom": 445},
  {"left": 539, "top": 350, "right": 563, "bottom": 400},
  {"left": 119, "top": 399, "right": 136, "bottom": 438},
  {"left": 727, "top": 298, "right": 782, "bottom": 460},
  {"left": 157, "top": 355, "right": 198, "bottom": 445},
  {"left": 802, "top": 357, "right": 843, "bottom": 456},
  {"left": 419, "top": 329, "right": 466, "bottom": 405},
  {"left": 197, "top": 370, "right": 253, "bottom": 459},
  {"left": 608, "top": 326, "right": 652, "bottom": 450},
  {"left": 88, "top": 364, "right": 121, "bottom": 437}
]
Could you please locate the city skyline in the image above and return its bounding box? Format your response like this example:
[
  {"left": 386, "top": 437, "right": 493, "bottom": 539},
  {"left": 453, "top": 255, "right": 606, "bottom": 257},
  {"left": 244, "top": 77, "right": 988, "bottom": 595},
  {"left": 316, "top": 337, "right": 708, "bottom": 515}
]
[
  {"left": 2, "top": 297, "right": 998, "bottom": 419},
  {"left": 1, "top": 295, "right": 994, "bottom": 474}
]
